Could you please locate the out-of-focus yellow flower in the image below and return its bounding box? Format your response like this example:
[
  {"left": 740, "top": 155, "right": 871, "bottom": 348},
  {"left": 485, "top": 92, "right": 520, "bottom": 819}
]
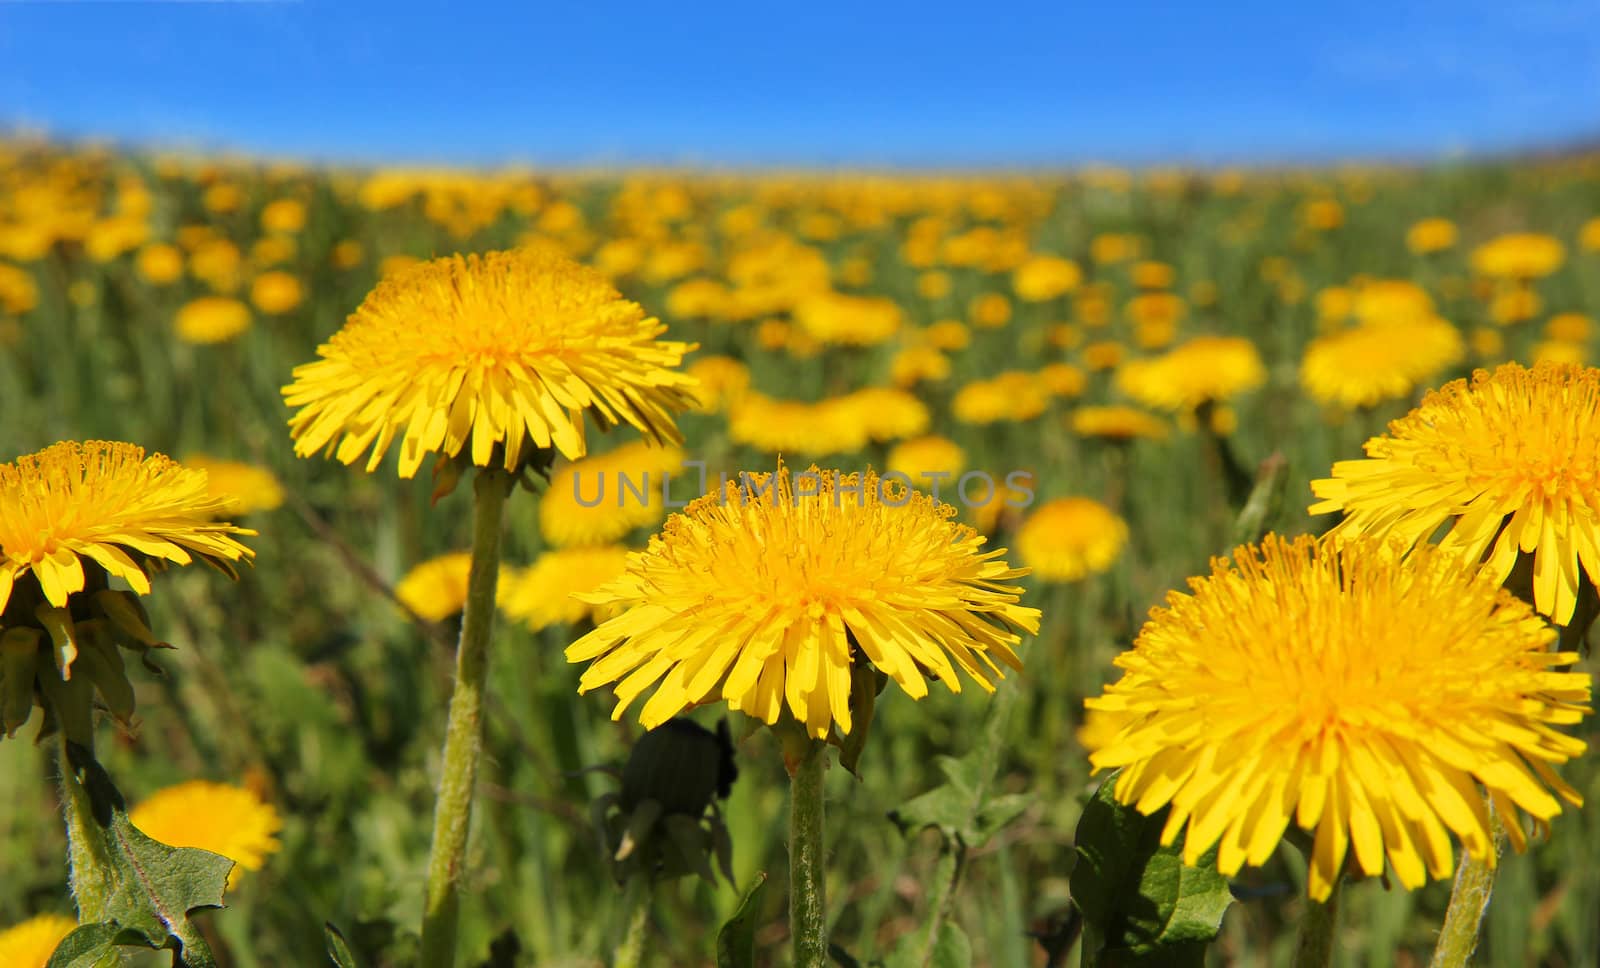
[
  {"left": 130, "top": 780, "right": 283, "bottom": 890},
  {"left": 84, "top": 215, "right": 149, "bottom": 262},
  {"left": 379, "top": 254, "right": 421, "bottom": 278},
  {"left": 1316, "top": 286, "right": 1354, "bottom": 324},
  {"left": 756, "top": 318, "right": 791, "bottom": 351},
  {"left": 136, "top": 243, "right": 184, "bottom": 285},
  {"left": 331, "top": 239, "right": 365, "bottom": 269},
  {"left": 1090, "top": 233, "right": 1141, "bottom": 265},
  {"left": 684, "top": 355, "right": 751, "bottom": 413},
  {"left": 540, "top": 442, "right": 686, "bottom": 548},
  {"left": 1070, "top": 405, "right": 1168, "bottom": 441},
  {"left": 1546, "top": 312, "right": 1592, "bottom": 343},
  {"left": 837, "top": 386, "right": 930, "bottom": 442},
  {"left": 1469, "top": 326, "right": 1504, "bottom": 360},
  {"left": 1115, "top": 336, "right": 1266, "bottom": 412},
  {"left": 1471, "top": 233, "right": 1566, "bottom": 280},
  {"left": 0, "top": 263, "right": 39, "bottom": 315},
  {"left": 886, "top": 435, "right": 965, "bottom": 483},
  {"left": 189, "top": 238, "right": 243, "bottom": 293},
  {"left": 794, "top": 291, "right": 902, "bottom": 346},
  {"left": 1300, "top": 197, "right": 1344, "bottom": 231},
  {"left": 1532, "top": 340, "right": 1587, "bottom": 366},
  {"left": 500, "top": 545, "right": 631, "bottom": 631},
  {"left": 728, "top": 393, "right": 869, "bottom": 456},
  {"left": 1036, "top": 362, "right": 1086, "bottom": 398},
  {"left": 250, "top": 270, "right": 303, "bottom": 315},
  {"left": 665, "top": 277, "right": 729, "bottom": 320},
  {"left": 250, "top": 235, "right": 296, "bottom": 268},
  {"left": 1131, "top": 261, "right": 1175, "bottom": 290},
  {"left": 260, "top": 198, "right": 307, "bottom": 235},
  {"left": 182, "top": 455, "right": 286, "bottom": 516},
  {"left": 1016, "top": 497, "right": 1128, "bottom": 582},
  {"left": 1082, "top": 339, "right": 1124, "bottom": 371},
  {"left": 916, "top": 270, "right": 952, "bottom": 301},
  {"left": 0, "top": 914, "right": 76, "bottom": 968},
  {"left": 1353, "top": 279, "right": 1433, "bottom": 325},
  {"left": 924, "top": 319, "right": 971, "bottom": 350},
  {"left": 952, "top": 372, "right": 1050, "bottom": 424},
  {"left": 1011, "top": 255, "right": 1082, "bottom": 302},
  {"left": 969, "top": 292, "right": 1013, "bottom": 329},
  {"left": 1300, "top": 317, "right": 1464, "bottom": 409},
  {"left": 1581, "top": 217, "right": 1600, "bottom": 253},
  {"left": 1407, "top": 217, "right": 1458, "bottom": 254},
  {"left": 890, "top": 345, "right": 952, "bottom": 387},
  {"left": 176, "top": 296, "right": 253, "bottom": 345},
  {"left": 1490, "top": 285, "right": 1542, "bottom": 325},
  {"left": 1076, "top": 286, "right": 1114, "bottom": 328},
  {"left": 202, "top": 182, "right": 243, "bottom": 214}
]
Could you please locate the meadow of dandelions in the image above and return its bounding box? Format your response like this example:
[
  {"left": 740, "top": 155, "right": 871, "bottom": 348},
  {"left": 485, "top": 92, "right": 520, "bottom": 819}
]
[{"left": 0, "top": 137, "right": 1599, "bottom": 967}]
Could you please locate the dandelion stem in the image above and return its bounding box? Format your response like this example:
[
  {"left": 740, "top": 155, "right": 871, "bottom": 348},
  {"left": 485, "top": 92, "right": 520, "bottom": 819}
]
[
  {"left": 613, "top": 877, "right": 652, "bottom": 968},
  {"left": 790, "top": 739, "right": 828, "bottom": 968},
  {"left": 59, "top": 738, "right": 113, "bottom": 922},
  {"left": 1430, "top": 813, "right": 1505, "bottom": 968},
  {"left": 419, "top": 467, "right": 513, "bottom": 968},
  {"left": 1292, "top": 878, "right": 1341, "bottom": 968}
]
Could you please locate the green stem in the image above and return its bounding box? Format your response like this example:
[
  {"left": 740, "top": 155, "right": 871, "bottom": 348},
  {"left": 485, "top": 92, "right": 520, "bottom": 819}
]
[
  {"left": 613, "top": 878, "right": 652, "bottom": 968},
  {"left": 1080, "top": 918, "right": 1102, "bottom": 968},
  {"left": 419, "top": 468, "right": 513, "bottom": 967},
  {"left": 59, "top": 738, "right": 113, "bottom": 922},
  {"left": 1292, "top": 878, "right": 1341, "bottom": 968},
  {"left": 789, "top": 740, "right": 828, "bottom": 968},
  {"left": 1430, "top": 817, "right": 1505, "bottom": 968},
  {"left": 910, "top": 843, "right": 964, "bottom": 967}
]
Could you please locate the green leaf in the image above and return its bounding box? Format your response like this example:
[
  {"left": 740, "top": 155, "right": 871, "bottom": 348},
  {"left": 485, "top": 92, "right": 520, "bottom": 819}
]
[
  {"left": 325, "top": 922, "right": 363, "bottom": 968},
  {"left": 891, "top": 753, "right": 1033, "bottom": 849},
  {"left": 63, "top": 742, "right": 234, "bottom": 967},
  {"left": 45, "top": 923, "right": 124, "bottom": 968},
  {"left": 928, "top": 922, "right": 972, "bottom": 968},
  {"left": 1070, "top": 772, "right": 1232, "bottom": 961},
  {"left": 715, "top": 871, "right": 768, "bottom": 968}
]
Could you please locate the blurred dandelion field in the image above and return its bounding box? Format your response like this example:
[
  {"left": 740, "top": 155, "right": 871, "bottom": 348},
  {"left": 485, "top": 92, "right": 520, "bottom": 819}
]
[{"left": 3, "top": 135, "right": 1600, "bottom": 968}]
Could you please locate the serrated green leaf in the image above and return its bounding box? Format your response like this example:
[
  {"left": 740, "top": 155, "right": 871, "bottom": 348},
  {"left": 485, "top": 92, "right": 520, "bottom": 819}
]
[
  {"left": 325, "top": 921, "right": 363, "bottom": 968},
  {"left": 890, "top": 755, "right": 980, "bottom": 838},
  {"left": 63, "top": 742, "right": 234, "bottom": 967},
  {"left": 1070, "top": 772, "right": 1232, "bottom": 960},
  {"left": 973, "top": 793, "right": 1034, "bottom": 844},
  {"left": 715, "top": 871, "right": 768, "bottom": 968},
  {"left": 45, "top": 922, "right": 125, "bottom": 968}
]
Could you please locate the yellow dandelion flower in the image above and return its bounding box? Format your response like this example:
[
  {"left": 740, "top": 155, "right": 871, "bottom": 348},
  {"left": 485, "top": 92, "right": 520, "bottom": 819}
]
[
  {"left": 889, "top": 345, "right": 952, "bottom": 388},
  {"left": 924, "top": 320, "right": 971, "bottom": 351},
  {"left": 175, "top": 296, "right": 252, "bottom": 345},
  {"left": 952, "top": 372, "right": 1050, "bottom": 425},
  {"left": 1472, "top": 233, "right": 1566, "bottom": 280},
  {"left": 1353, "top": 279, "right": 1434, "bottom": 325},
  {"left": 838, "top": 387, "right": 930, "bottom": 442},
  {"left": 249, "top": 270, "right": 303, "bottom": 315},
  {"left": 1090, "top": 233, "right": 1141, "bottom": 265},
  {"left": 1069, "top": 405, "right": 1168, "bottom": 441},
  {"left": 793, "top": 291, "right": 902, "bottom": 346},
  {"left": 684, "top": 355, "right": 751, "bottom": 414},
  {"left": 916, "top": 271, "right": 952, "bottom": 301},
  {"left": 0, "top": 913, "right": 76, "bottom": 968},
  {"left": 396, "top": 552, "right": 478, "bottom": 622},
  {"left": 1311, "top": 362, "right": 1600, "bottom": 624},
  {"left": 1490, "top": 285, "right": 1543, "bottom": 325},
  {"left": 135, "top": 243, "right": 184, "bottom": 286},
  {"left": 1581, "top": 217, "right": 1600, "bottom": 253},
  {"left": 1469, "top": 326, "right": 1504, "bottom": 360},
  {"left": 1407, "top": 217, "right": 1458, "bottom": 254},
  {"left": 1545, "top": 313, "right": 1592, "bottom": 343},
  {"left": 728, "top": 394, "right": 869, "bottom": 457},
  {"left": 1300, "top": 198, "right": 1344, "bottom": 231},
  {"left": 1532, "top": 340, "right": 1587, "bottom": 366},
  {"left": 0, "top": 264, "right": 39, "bottom": 316},
  {"left": 259, "top": 198, "right": 307, "bottom": 235},
  {"left": 283, "top": 248, "right": 697, "bottom": 478},
  {"left": 566, "top": 464, "right": 1040, "bottom": 738},
  {"left": 1131, "top": 261, "right": 1176, "bottom": 290},
  {"left": 130, "top": 780, "right": 283, "bottom": 890},
  {"left": 182, "top": 456, "right": 286, "bottom": 517},
  {"left": 1300, "top": 317, "right": 1464, "bottom": 409},
  {"left": 500, "top": 544, "right": 630, "bottom": 631},
  {"left": 1082, "top": 340, "right": 1124, "bottom": 371},
  {"left": 969, "top": 292, "right": 1013, "bottom": 329},
  {"left": 1114, "top": 337, "right": 1266, "bottom": 412},
  {"left": 540, "top": 441, "right": 686, "bottom": 548},
  {"left": 1316, "top": 286, "right": 1354, "bottom": 324},
  {"left": 1015, "top": 497, "right": 1128, "bottom": 582},
  {"left": 250, "top": 236, "right": 296, "bottom": 269},
  {"left": 0, "top": 441, "right": 254, "bottom": 616},
  {"left": 331, "top": 239, "right": 366, "bottom": 270},
  {"left": 1084, "top": 534, "right": 1590, "bottom": 902},
  {"left": 1036, "top": 363, "right": 1087, "bottom": 398},
  {"left": 1012, "top": 255, "right": 1082, "bottom": 302},
  {"left": 887, "top": 435, "right": 966, "bottom": 482}
]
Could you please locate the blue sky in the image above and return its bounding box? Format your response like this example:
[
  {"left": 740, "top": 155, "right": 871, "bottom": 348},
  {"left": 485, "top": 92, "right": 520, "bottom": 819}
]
[{"left": 1, "top": 1, "right": 1597, "bottom": 167}]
